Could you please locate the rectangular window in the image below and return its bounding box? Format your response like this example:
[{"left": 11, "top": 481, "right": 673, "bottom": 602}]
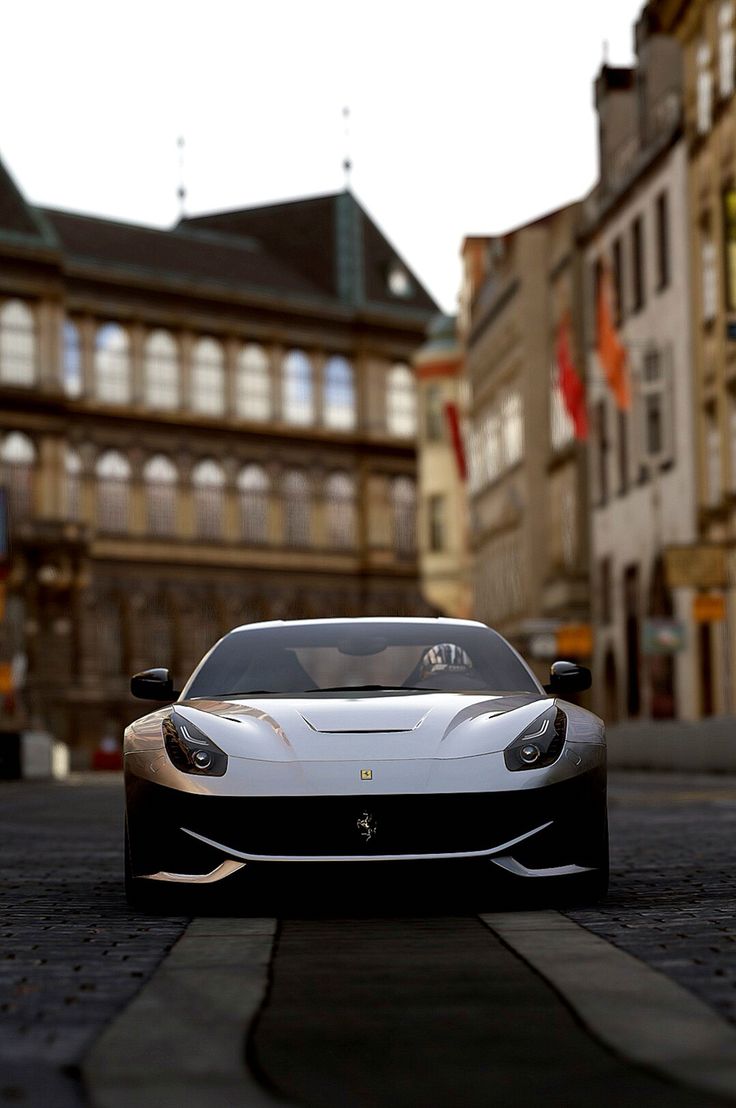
[
  {"left": 639, "top": 348, "right": 673, "bottom": 468},
  {"left": 631, "top": 216, "right": 645, "bottom": 312},
  {"left": 612, "top": 237, "right": 625, "bottom": 325},
  {"left": 428, "top": 494, "right": 445, "bottom": 552},
  {"left": 655, "top": 192, "right": 670, "bottom": 291},
  {"left": 702, "top": 238, "right": 718, "bottom": 322},
  {"left": 599, "top": 557, "right": 612, "bottom": 625},
  {"left": 617, "top": 408, "right": 629, "bottom": 494},
  {"left": 596, "top": 400, "right": 609, "bottom": 505},
  {"left": 589, "top": 257, "right": 603, "bottom": 346},
  {"left": 705, "top": 406, "right": 721, "bottom": 506},
  {"left": 719, "top": 2, "right": 735, "bottom": 98},
  {"left": 724, "top": 190, "right": 736, "bottom": 311},
  {"left": 697, "top": 43, "right": 714, "bottom": 133},
  {"left": 425, "top": 384, "right": 445, "bottom": 442}
]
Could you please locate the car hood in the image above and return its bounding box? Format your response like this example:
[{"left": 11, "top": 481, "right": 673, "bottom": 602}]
[{"left": 172, "top": 691, "right": 555, "bottom": 762}]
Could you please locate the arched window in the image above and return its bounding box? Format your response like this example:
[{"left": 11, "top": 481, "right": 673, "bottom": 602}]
[
  {"left": 95, "top": 323, "right": 131, "bottom": 403},
  {"left": 0, "top": 300, "right": 36, "bottom": 386},
  {"left": 283, "top": 470, "right": 312, "bottom": 546},
  {"left": 391, "top": 476, "right": 416, "bottom": 556},
  {"left": 386, "top": 363, "right": 417, "bottom": 437},
  {"left": 65, "top": 447, "right": 82, "bottom": 521},
  {"left": 144, "top": 330, "right": 179, "bottom": 409},
  {"left": 237, "top": 464, "right": 270, "bottom": 544},
  {"left": 61, "top": 320, "right": 83, "bottom": 397},
  {"left": 95, "top": 450, "right": 131, "bottom": 533},
  {"left": 236, "top": 344, "right": 271, "bottom": 420},
  {"left": 282, "top": 350, "right": 314, "bottom": 425},
  {"left": 325, "top": 472, "right": 357, "bottom": 548},
  {"left": 192, "top": 459, "right": 225, "bottom": 538},
  {"left": 0, "top": 432, "right": 36, "bottom": 519},
  {"left": 191, "top": 338, "right": 225, "bottom": 415},
  {"left": 324, "top": 356, "right": 356, "bottom": 430},
  {"left": 144, "top": 454, "right": 178, "bottom": 536}
]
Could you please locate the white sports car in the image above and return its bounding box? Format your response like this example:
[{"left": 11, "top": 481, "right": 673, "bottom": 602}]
[{"left": 124, "top": 617, "right": 607, "bottom": 908}]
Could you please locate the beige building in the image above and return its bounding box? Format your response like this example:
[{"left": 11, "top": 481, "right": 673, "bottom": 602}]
[
  {"left": 649, "top": 0, "right": 736, "bottom": 715},
  {"left": 582, "top": 14, "right": 699, "bottom": 721},
  {"left": 460, "top": 205, "right": 590, "bottom": 683},
  {"left": 0, "top": 154, "right": 436, "bottom": 762},
  {"left": 413, "top": 314, "right": 471, "bottom": 617}
]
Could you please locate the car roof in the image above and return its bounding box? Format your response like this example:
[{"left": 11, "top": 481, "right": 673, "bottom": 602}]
[{"left": 228, "top": 617, "right": 489, "bottom": 634}]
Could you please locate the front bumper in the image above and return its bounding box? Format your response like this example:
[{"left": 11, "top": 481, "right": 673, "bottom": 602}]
[{"left": 126, "top": 766, "right": 607, "bottom": 884}]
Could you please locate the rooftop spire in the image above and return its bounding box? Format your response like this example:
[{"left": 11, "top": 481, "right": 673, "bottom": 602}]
[
  {"left": 176, "top": 135, "right": 187, "bottom": 218},
  {"left": 342, "top": 106, "right": 352, "bottom": 190}
]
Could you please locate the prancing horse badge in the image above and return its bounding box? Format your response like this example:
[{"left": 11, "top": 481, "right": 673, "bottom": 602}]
[{"left": 360, "top": 768, "right": 373, "bottom": 780}]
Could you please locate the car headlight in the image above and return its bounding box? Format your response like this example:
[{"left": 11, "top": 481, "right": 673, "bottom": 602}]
[
  {"left": 504, "top": 705, "right": 566, "bottom": 772},
  {"left": 162, "top": 711, "right": 228, "bottom": 776}
]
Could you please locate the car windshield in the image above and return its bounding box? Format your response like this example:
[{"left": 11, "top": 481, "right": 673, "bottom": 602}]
[{"left": 183, "top": 621, "right": 540, "bottom": 698}]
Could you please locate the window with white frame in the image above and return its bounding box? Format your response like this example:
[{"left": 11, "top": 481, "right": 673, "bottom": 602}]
[
  {"left": 144, "top": 454, "right": 178, "bottom": 536},
  {"left": 65, "top": 447, "right": 82, "bottom": 521},
  {"left": 324, "top": 356, "right": 356, "bottom": 430},
  {"left": 325, "top": 472, "right": 356, "bottom": 548},
  {"left": 697, "top": 42, "right": 713, "bottom": 133},
  {"left": 705, "top": 408, "right": 722, "bottom": 507},
  {"left": 95, "top": 323, "right": 131, "bottom": 403},
  {"left": 702, "top": 238, "right": 718, "bottom": 322},
  {"left": 0, "top": 300, "right": 36, "bottom": 386},
  {"left": 282, "top": 350, "right": 314, "bottom": 425},
  {"left": 391, "top": 476, "right": 416, "bottom": 556},
  {"left": 0, "top": 432, "right": 35, "bottom": 519},
  {"left": 95, "top": 450, "right": 131, "bottom": 532},
  {"left": 192, "top": 459, "right": 225, "bottom": 538},
  {"left": 236, "top": 344, "right": 271, "bottom": 421},
  {"left": 283, "top": 470, "right": 312, "bottom": 546},
  {"left": 144, "top": 330, "right": 179, "bottom": 410},
  {"left": 237, "top": 464, "right": 270, "bottom": 544},
  {"left": 639, "top": 348, "right": 673, "bottom": 466},
  {"left": 719, "top": 2, "right": 735, "bottom": 98},
  {"left": 501, "top": 391, "right": 523, "bottom": 466},
  {"left": 386, "top": 363, "right": 417, "bottom": 436},
  {"left": 191, "top": 338, "right": 225, "bottom": 415},
  {"left": 62, "top": 320, "right": 83, "bottom": 397},
  {"left": 550, "top": 363, "right": 575, "bottom": 451}
]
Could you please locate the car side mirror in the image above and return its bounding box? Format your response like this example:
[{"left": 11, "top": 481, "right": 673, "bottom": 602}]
[
  {"left": 130, "top": 668, "right": 180, "bottom": 702},
  {"left": 543, "top": 659, "right": 592, "bottom": 696}
]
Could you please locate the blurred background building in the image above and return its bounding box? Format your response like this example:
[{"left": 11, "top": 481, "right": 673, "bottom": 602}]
[{"left": 0, "top": 159, "right": 436, "bottom": 761}]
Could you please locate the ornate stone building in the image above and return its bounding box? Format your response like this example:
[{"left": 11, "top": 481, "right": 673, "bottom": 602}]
[{"left": 0, "top": 157, "right": 436, "bottom": 761}]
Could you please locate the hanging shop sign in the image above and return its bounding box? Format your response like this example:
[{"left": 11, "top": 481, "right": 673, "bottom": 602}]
[
  {"left": 641, "top": 618, "right": 686, "bottom": 655},
  {"left": 664, "top": 545, "right": 727, "bottom": 590},
  {"left": 692, "top": 593, "right": 727, "bottom": 623}
]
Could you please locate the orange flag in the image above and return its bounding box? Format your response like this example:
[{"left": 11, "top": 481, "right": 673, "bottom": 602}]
[{"left": 596, "top": 264, "right": 631, "bottom": 410}]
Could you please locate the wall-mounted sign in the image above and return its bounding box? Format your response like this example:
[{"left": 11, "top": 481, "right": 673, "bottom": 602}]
[
  {"left": 642, "top": 618, "right": 686, "bottom": 655},
  {"left": 664, "top": 545, "right": 727, "bottom": 589},
  {"left": 693, "top": 593, "right": 727, "bottom": 623},
  {"left": 556, "top": 623, "right": 593, "bottom": 657}
]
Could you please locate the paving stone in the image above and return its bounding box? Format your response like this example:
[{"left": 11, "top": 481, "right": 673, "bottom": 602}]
[{"left": 0, "top": 777, "right": 188, "bottom": 1107}]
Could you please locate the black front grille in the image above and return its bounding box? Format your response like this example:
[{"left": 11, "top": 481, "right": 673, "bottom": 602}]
[{"left": 131, "top": 772, "right": 603, "bottom": 860}]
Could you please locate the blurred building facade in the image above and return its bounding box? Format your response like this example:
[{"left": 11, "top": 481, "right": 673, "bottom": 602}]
[
  {"left": 458, "top": 205, "right": 591, "bottom": 684},
  {"left": 412, "top": 314, "right": 471, "bottom": 618},
  {"left": 649, "top": 0, "right": 736, "bottom": 716},
  {"left": 582, "top": 15, "right": 699, "bottom": 721},
  {"left": 0, "top": 157, "right": 436, "bottom": 760}
]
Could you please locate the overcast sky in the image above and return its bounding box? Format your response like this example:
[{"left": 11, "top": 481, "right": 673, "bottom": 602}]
[{"left": 2, "top": 0, "right": 643, "bottom": 311}]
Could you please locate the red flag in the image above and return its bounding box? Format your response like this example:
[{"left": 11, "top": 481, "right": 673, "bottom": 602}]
[
  {"left": 556, "top": 312, "right": 589, "bottom": 440},
  {"left": 596, "top": 264, "right": 631, "bottom": 410},
  {"left": 444, "top": 402, "right": 467, "bottom": 480}
]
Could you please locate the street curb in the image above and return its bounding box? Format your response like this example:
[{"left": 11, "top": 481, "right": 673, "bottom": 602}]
[
  {"left": 82, "top": 917, "right": 280, "bottom": 1108},
  {"left": 480, "top": 910, "right": 736, "bottom": 1102}
]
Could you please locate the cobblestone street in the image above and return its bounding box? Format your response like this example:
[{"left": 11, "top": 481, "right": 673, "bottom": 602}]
[{"left": 2, "top": 771, "right": 736, "bottom": 1106}]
